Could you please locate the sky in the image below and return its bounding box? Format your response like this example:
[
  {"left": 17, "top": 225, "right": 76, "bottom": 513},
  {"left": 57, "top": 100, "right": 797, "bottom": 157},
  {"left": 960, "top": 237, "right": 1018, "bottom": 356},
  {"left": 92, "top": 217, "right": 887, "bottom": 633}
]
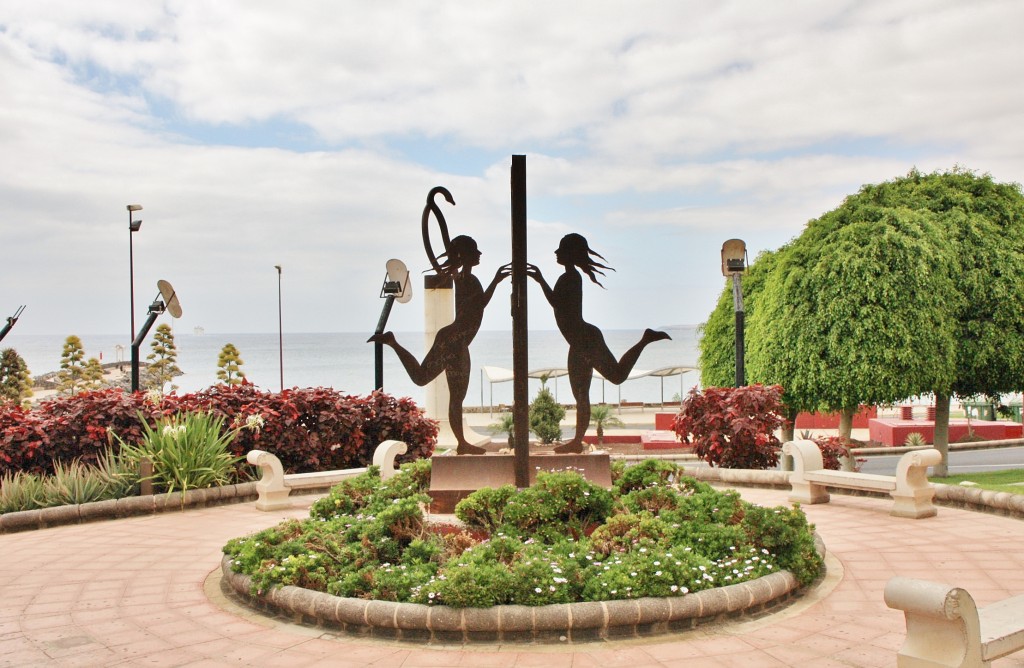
[{"left": 2, "top": 0, "right": 1024, "bottom": 338}]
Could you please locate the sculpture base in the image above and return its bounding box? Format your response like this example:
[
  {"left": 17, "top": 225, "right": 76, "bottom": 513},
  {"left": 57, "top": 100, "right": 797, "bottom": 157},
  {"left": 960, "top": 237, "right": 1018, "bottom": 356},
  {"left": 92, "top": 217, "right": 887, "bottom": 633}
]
[
  {"left": 434, "top": 419, "right": 491, "bottom": 450},
  {"left": 428, "top": 452, "right": 612, "bottom": 513}
]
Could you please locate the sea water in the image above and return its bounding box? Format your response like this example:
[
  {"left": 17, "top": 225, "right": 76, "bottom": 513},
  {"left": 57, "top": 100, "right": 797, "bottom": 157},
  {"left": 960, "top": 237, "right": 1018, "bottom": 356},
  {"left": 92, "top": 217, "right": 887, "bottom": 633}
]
[{"left": 4, "top": 327, "right": 701, "bottom": 408}]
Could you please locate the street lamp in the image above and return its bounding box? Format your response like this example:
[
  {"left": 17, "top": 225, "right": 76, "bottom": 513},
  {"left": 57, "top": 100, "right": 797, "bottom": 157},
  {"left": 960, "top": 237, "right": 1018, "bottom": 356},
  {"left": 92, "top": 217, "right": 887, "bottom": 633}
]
[
  {"left": 372, "top": 259, "right": 411, "bottom": 390},
  {"left": 275, "top": 265, "right": 283, "bottom": 392},
  {"left": 127, "top": 204, "right": 143, "bottom": 342},
  {"left": 721, "top": 239, "right": 748, "bottom": 387}
]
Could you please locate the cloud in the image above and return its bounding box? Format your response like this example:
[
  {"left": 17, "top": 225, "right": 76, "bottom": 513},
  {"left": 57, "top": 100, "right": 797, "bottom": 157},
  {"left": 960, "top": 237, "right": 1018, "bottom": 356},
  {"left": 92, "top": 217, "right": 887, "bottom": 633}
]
[{"left": 1, "top": 0, "right": 1023, "bottom": 339}]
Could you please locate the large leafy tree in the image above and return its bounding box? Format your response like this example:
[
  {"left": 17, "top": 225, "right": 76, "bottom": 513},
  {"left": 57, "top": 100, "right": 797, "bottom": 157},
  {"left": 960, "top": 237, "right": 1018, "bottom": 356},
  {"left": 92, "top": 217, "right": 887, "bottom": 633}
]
[
  {"left": 698, "top": 168, "right": 1024, "bottom": 475},
  {"left": 856, "top": 169, "right": 1024, "bottom": 474},
  {"left": 749, "top": 199, "right": 958, "bottom": 442},
  {"left": 0, "top": 348, "right": 33, "bottom": 405}
]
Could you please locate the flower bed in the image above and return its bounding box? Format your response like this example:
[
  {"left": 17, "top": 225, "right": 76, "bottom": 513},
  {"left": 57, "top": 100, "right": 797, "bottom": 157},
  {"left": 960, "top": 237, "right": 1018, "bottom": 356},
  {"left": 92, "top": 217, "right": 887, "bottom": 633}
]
[{"left": 222, "top": 459, "right": 824, "bottom": 642}]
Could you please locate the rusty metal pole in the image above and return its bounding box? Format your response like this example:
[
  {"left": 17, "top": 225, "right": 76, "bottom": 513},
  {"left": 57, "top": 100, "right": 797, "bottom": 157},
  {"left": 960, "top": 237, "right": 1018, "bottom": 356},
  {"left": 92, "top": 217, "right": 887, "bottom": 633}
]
[{"left": 511, "top": 155, "right": 529, "bottom": 488}]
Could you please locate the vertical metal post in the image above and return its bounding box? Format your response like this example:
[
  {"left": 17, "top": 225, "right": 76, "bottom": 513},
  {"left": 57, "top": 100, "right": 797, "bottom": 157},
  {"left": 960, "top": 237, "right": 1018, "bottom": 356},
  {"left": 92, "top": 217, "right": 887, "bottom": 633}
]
[
  {"left": 276, "top": 265, "right": 284, "bottom": 391},
  {"left": 732, "top": 273, "right": 745, "bottom": 387},
  {"left": 373, "top": 295, "right": 395, "bottom": 390},
  {"left": 511, "top": 155, "right": 529, "bottom": 488},
  {"left": 129, "top": 216, "right": 136, "bottom": 343}
]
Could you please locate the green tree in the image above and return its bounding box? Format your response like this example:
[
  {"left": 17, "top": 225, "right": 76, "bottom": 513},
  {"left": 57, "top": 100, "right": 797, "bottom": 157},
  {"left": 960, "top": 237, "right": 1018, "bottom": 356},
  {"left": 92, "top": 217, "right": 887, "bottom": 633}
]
[
  {"left": 698, "top": 168, "right": 1024, "bottom": 476},
  {"left": 588, "top": 404, "right": 623, "bottom": 445},
  {"left": 57, "top": 335, "right": 87, "bottom": 395},
  {"left": 0, "top": 348, "right": 33, "bottom": 405},
  {"left": 83, "top": 357, "right": 106, "bottom": 390},
  {"left": 853, "top": 169, "right": 1024, "bottom": 474},
  {"left": 217, "top": 343, "right": 246, "bottom": 385},
  {"left": 146, "top": 323, "right": 182, "bottom": 392},
  {"left": 748, "top": 201, "right": 958, "bottom": 445},
  {"left": 529, "top": 378, "right": 565, "bottom": 444},
  {"left": 488, "top": 413, "right": 515, "bottom": 443}
]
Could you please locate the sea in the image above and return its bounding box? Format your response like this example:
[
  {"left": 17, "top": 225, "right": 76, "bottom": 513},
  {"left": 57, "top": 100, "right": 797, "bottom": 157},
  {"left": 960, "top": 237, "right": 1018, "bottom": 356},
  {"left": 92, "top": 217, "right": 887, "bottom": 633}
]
[{"left": 4, "top": 327, "right": 702, "bottom": 409}]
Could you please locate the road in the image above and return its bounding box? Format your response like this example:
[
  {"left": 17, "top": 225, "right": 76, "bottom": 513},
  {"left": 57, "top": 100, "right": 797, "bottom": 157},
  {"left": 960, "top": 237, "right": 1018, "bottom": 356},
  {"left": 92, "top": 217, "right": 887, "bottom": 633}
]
[{"left": 858, "top": 445, "right": 1024, "bottom": 476}]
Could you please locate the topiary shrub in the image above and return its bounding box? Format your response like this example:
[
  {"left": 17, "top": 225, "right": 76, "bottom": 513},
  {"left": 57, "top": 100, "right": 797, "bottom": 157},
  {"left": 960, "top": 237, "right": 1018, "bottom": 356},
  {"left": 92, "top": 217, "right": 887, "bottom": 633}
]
[
  {"left": 672, "top": 384, "right": 786, "bottom": 469},
  {"left": 529, "top": 380, "right": 565, "bottom": 444}
]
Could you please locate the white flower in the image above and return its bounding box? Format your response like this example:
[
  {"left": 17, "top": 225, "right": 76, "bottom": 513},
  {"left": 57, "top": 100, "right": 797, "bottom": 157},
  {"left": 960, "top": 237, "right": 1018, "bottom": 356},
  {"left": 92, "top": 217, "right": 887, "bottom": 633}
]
[
  {"left": 245, "top": 414, "right": 266, "bottom": 432},
  {"left": 535, "top": 587, "right": 542, "bottom": 593}
]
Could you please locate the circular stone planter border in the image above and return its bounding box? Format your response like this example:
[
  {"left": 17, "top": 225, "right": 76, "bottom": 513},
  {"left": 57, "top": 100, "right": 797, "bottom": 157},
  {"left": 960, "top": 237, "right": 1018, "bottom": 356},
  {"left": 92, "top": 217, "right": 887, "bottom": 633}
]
[{"left": 220, "top": 535, "right": 825, "bottom": 644}]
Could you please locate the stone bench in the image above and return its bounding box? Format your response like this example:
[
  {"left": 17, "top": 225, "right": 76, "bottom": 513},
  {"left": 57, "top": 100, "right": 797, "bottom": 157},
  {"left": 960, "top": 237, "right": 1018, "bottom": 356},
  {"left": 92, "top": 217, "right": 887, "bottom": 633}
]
[
  {"left": 884, "top": 576, "right": 1024, "bottom": 667},
  {"left": 246, "top": 440, "right": 407, "bottom": 511},
  {"left": 782, "top": 439, "right": 941, "bottom": 518}
]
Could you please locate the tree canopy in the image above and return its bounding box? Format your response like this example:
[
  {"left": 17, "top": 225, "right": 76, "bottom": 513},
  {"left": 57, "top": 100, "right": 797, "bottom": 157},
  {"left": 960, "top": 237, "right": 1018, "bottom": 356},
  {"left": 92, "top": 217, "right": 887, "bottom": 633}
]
[{"left": 698, "top": 168, "right": 1024, "bottom": 466}]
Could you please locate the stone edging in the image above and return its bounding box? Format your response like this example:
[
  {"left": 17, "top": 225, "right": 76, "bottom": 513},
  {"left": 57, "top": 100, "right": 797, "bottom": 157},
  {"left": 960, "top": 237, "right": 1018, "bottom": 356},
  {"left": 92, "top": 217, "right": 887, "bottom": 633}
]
[
  {"left": 0, "top": 482, "right": 259, "bottom": 534},
  {"left": 3, "top": 465, "right": 1021, "bottom": 533},
  {"left": 673, "top": 466, "right": 1024, "bottom": 521},
  {"left": 219, "top": 553, "right": 806, "bottom": 644}
]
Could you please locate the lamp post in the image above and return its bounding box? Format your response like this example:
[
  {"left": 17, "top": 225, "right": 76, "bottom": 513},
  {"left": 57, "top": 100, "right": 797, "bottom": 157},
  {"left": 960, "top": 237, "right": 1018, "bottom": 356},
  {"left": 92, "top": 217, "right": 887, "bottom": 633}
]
[
  {"left": 721, "top": 239, "right": 748, "bottom": 387},
  {"left": 127, "top": 204, "right": 143, "bottom": 342},
  {"left": 275, "top": 265, "right": 283, "bottom": 391}
]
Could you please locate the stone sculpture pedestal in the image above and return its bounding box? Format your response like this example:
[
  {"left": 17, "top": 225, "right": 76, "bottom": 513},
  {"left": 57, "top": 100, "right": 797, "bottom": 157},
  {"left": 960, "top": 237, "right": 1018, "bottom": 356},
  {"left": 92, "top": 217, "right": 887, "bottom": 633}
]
[{"left": 428, "top": 452, "right": 612, "bottom": 513}]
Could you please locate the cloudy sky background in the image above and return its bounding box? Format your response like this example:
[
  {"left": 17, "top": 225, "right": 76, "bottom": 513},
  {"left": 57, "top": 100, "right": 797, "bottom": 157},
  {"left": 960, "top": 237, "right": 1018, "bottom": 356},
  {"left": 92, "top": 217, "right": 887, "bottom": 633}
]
[{"left": 3, "top": 0, "right": 1023, "bottom": 339}]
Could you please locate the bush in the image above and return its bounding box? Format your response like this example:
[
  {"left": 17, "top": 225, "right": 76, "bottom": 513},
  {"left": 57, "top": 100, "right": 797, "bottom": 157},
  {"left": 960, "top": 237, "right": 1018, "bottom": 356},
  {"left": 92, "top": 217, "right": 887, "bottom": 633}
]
[
  {"left": 673, "top": 384, "right": 786, "bottom": 469},
  {"left": 225, "top": 465, "right": 825, "bottom": 607},
  {"left": 813, "top": 436, "right": 853, "bottom": 470},
  {"left": 529, "top": 381, "right": 565, "bottom": 444},
  {"left": 0, "top": 385, "right": 437, "bottom": 477}
]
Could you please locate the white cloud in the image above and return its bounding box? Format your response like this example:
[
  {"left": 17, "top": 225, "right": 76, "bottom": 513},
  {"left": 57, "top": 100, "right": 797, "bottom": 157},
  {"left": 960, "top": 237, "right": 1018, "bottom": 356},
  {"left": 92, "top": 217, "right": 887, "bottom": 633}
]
[{"left": 1, "top": 0, "right": 1023, "bottom": 343}]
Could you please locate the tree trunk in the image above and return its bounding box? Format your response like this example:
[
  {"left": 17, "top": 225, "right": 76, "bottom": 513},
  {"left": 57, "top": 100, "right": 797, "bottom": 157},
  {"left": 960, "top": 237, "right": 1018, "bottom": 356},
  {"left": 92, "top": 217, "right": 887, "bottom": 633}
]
[
  {"left": 839, "top": 407, "right": 855, "bottom": 471},
  {"left": 781, "top": 406, "right": 797, "bottom": 443},
  {"left": 839, "top": 407, "right": 854, "bottom": 440},
  {"left": 933, "top": 392, "right": 950, "bottom": 477}
]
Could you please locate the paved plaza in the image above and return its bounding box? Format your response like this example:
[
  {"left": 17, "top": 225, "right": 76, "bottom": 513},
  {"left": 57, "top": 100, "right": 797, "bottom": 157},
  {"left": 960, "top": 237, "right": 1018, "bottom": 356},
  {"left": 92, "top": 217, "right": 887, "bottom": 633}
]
[{"left": 2, "top": 484, "right": 1023, "bottom": 667}]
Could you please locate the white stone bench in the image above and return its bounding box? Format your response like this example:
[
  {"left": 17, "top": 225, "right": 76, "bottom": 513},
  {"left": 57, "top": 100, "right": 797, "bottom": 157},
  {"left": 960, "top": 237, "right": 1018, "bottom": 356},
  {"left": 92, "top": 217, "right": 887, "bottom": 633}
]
[
  {"left": 885, "top": 576, "right": 1024, "bottom": 667},
  {"left": 246, "top": 440, "right": 408, "bottom": 511},
  {"left": 782, "top": 439, "right": 941, "bottom": 518}
]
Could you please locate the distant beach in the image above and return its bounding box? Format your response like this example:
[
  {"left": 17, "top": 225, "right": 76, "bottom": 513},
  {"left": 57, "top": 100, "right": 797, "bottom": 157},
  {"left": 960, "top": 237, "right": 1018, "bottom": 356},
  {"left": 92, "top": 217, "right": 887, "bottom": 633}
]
[{"left": 5, "top": 327, "right": 702, "bottom": 408}]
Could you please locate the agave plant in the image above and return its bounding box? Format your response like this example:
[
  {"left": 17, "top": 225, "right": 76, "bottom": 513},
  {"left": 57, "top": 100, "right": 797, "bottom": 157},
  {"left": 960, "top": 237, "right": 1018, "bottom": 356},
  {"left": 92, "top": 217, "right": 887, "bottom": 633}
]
[
  {"left": 903, "top": 432, "right": 928, "bottom": 448},
  {"left": 0, "top": 470, "right": 46, "bottom": 514},
  {"left": 111, "top": 412, "right": 243, "bottom": 495}
]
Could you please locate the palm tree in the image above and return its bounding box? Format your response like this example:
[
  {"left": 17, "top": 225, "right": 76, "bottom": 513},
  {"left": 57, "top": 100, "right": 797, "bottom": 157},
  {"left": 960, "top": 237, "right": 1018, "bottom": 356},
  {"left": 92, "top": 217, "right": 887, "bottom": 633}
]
[
  {"left": 488, "top": 413, "right": 515, "bottom": 443},
  {"left": 589, "top": 404, "right": 624, "bottom": 445}
]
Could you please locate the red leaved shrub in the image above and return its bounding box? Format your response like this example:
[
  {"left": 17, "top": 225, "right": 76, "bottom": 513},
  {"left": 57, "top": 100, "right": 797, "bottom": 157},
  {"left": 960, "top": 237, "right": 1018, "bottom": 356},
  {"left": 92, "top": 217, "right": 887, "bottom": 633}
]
[
  {"left": 672, "top": 384, "right": 786, "bottom": 469},
  {"left": 813, "top": 435, "right": 857, "bottom": 471},
  {"left": 0, "top": 384, "right": 437, "bottom": 476}
]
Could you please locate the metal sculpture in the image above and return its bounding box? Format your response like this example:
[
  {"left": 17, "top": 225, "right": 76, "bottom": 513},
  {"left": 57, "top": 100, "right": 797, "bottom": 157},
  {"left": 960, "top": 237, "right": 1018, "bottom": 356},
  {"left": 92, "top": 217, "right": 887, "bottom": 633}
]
[
  {"left": 370, "top": 187, "right": 510, "bottom": 455},
  {"left": 527, "top": 233, "right": 670, "bottom": 453}
]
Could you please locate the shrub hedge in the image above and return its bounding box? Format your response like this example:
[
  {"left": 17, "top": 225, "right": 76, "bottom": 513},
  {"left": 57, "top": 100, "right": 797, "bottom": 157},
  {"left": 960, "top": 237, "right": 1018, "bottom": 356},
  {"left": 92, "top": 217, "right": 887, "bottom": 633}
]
[{"left": 0, "top": 384, "right": 436, "bottom": 476}]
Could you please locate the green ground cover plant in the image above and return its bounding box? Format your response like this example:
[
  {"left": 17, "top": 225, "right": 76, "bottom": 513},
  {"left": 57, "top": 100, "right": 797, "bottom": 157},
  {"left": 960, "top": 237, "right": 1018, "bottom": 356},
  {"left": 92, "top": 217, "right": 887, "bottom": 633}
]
[
  {"left": 930, "top": 469, "right": 1024, "bottom": 495},
  {"left": 224, "top": 459, "right": 823, "bottom": 607}
]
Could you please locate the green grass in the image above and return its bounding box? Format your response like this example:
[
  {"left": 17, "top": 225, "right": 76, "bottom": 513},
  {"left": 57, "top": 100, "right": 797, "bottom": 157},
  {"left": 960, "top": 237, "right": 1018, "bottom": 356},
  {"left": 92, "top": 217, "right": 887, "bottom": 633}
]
[{"left": 930, "top": 469, "right": 1024, "bottom": 495}]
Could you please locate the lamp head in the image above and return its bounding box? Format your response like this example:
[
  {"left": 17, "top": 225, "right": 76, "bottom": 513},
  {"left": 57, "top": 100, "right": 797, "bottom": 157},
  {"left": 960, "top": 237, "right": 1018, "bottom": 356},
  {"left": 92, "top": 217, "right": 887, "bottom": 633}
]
[
  {"left": 721, "top": 239, "right": 748, "bottom": 276},
  {"left": 127, "top": 204, "right": 143, "bottom": 212}
]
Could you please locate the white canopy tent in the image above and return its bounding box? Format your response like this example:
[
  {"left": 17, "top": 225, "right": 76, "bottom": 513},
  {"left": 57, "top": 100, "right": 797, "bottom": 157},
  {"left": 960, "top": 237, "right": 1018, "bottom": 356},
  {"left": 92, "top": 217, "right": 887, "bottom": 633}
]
[{"left": 480, "top": 364, "right": 699, "bottom": 415}]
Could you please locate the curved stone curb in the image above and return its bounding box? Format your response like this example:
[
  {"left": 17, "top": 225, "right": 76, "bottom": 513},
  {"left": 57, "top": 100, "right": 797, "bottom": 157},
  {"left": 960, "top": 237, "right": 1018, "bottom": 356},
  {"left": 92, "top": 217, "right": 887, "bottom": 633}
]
[
  {"left": 220, "top": 554, "right": 804, "bottom": 643},
  {"left": 933, "top": 482, "right": 1024, "bottom": 519},
  {"left": 0, "top": 482, "right": 258, "bottom": 534}
]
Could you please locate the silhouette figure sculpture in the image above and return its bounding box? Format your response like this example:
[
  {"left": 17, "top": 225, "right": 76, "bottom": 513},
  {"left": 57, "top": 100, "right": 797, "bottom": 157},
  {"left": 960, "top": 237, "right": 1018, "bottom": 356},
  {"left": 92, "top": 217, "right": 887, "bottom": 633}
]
[
  {"left": 370, "top": 189, "right": 509, "bottom": 455},
  {"left": 528, "top": 233, "right": 670, "bottom": 453}
]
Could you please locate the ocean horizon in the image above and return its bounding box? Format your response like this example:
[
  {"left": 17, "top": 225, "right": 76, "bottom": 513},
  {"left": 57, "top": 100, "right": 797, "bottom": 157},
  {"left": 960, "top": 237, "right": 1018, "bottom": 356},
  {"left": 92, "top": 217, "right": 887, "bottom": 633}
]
[{"left": 4, "top": 327, "right": 702, "bottom": 409}]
